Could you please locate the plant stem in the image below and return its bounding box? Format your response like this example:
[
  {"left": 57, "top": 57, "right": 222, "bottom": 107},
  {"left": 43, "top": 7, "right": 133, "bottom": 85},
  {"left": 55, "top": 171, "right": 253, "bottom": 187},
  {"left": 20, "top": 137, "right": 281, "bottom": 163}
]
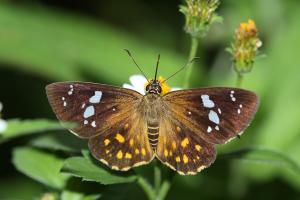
[
  {"left": 183, "top": 36, "right": 199, "bottom": 89},
  {"left": 137, "top": 176, "right": 156, "bottom": 200},
  {"left": 236, "top": 73, "right": 244, "bottom": 87},
  {"left": 157, "top": 179, "right": 172, "bottom": 200},
  {"left": 154, "top": 162, "right": 161, "bottom": 194}
]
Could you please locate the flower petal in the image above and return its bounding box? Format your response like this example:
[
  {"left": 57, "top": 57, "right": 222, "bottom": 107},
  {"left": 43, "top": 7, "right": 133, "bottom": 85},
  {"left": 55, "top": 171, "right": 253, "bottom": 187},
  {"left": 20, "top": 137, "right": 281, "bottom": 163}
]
[
  {"left": 129, "top": 75, "right": 147, "bottom": 95},
  {"left": 0, "top": 119, "right": 7, "bottom": 133},
  {"left": 122, "top": 83, "right": 136, "bottom": 91},
  {"left": 171, "top": 87, "right": 182, "bottom": 91}
]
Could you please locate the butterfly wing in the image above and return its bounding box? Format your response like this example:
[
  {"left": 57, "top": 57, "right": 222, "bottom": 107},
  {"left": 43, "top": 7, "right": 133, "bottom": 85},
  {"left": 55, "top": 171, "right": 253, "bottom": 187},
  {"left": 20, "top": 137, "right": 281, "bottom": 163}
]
[
  {"left": 156, "top": 116, "right": 216, "bottom": 175},
  {"left": 46, "top": 82, "right": 142, "bottom": 138},
  {"left": 88, "top": 113, "right": 154, "bottom": 171},
  {"left": 46, "top": 82, "right": 154, "bottom": 170},
  {"left": 162, "top": 87, "right": 259, "bottom": 144}
]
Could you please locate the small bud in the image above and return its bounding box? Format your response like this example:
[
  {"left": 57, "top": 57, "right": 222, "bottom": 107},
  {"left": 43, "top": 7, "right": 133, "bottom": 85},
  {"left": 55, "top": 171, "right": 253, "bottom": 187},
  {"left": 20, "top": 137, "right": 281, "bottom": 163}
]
[
  {"left": 180, "top": 0, "right": 222, "bottom": 38},
  {"left": 228, "top": 19, "right": 262, "bottom": 74}
]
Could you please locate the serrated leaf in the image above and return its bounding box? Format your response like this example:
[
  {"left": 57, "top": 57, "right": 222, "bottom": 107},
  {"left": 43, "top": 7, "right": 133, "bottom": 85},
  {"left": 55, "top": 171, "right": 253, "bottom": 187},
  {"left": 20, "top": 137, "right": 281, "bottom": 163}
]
[
  {"left": 12, "top": 147, "right": 70, "bottom": 189},
  {"left": 30, "top": 132, "right": 87, "bottom": 152},
  {"left": 0, "top": 119, "right": 63, "bottom": 143},
  {"left": 61, "top": 153, "right": 137, "bottom": 185}
]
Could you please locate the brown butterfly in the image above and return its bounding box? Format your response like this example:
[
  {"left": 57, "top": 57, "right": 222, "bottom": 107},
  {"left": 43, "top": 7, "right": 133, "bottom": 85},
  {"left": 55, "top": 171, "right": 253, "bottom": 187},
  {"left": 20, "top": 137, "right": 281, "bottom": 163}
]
[{"left": 46, "top": 53, "right": 259, "bottom": 175}]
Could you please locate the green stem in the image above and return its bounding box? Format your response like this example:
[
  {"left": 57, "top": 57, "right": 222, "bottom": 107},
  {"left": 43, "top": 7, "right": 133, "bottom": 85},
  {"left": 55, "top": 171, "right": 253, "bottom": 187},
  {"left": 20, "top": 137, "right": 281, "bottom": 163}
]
[
  {"left": 183, "top": 36, "right": 199, "bottom": 89},
  {"left": 157, "top": 179, "right": 172, "bottom": 200},
  {"left": 137, "top": 176, "right": 156, "bottom": 200},
  {"left": 236, "top": 73, "right": 244, "bottom": 87},
  {"left": 154, "top": 162, "right": 161, "bottom": 194}
]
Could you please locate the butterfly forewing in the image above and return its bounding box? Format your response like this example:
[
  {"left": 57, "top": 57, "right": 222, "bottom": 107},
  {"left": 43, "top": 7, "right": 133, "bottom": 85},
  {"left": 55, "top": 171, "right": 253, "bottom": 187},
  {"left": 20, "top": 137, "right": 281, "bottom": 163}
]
[
  {"left": 46, "top": 82, "right": 142, "bottom": 138},
  {"left": 163, "top": 87, "right": 259, "bottom": 144}
]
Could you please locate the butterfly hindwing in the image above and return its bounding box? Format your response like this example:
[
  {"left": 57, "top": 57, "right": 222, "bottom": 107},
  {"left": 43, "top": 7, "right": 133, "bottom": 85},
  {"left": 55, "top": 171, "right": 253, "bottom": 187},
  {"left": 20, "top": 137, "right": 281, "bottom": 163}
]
[
  {"left": 163, "top": 87, "right": 259, "bottom": 144},
  {"left": 88, "top": 111, "right": 154, "bottom": 170},
  {"left": 46, "top": 82, "right": 142, "bottom": 138},
  {"left": 156, "top": 117, "right": 216, "bottom": 175}
]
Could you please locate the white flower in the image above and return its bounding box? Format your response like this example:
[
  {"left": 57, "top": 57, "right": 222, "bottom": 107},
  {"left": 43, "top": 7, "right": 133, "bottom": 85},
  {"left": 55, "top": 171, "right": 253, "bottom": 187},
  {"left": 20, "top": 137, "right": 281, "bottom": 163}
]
[
  {"left": 122, "top": 74, "right": 181, "bottom": 95},
  {"left": 0, "top": 102, "right": 7, "bottom": 133}
]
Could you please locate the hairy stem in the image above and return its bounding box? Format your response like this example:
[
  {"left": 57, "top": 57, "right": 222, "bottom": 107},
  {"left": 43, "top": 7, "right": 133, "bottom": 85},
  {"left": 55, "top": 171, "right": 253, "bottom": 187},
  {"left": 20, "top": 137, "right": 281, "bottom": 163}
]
[{"left": 183, "top": 36, "right": 199, "bottom": 89}]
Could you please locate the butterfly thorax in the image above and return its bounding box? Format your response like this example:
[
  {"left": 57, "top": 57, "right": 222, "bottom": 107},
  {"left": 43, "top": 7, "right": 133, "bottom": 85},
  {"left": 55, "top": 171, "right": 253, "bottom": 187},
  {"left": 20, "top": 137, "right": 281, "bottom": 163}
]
[{"left": 143, "top": 93, "right": 163, "bottom": 151}]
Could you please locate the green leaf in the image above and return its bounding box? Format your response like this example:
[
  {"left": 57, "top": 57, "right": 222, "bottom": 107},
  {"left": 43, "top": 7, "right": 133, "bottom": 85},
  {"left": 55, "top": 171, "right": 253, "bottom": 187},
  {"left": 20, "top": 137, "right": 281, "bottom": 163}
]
[
  {"left": 12, "top": 147, "right": 70, "bottom": 189},
  {"left": 0, "top": 119, "right": 62, "bottom": 143},
  {"left": 61, "top": 152, "right": 137, "bottom": 185},
  {"left": 220, "top": 146, "right": 300, "bottom": 173},
  {"left": 61, "top": 191, "right": 100, "bottom": 200},
  {"left": 0, "top": 3, "right": 185, "bottom": 86},
  {"left": 30, "top": 132, "right": 87, "bottom": 152}
]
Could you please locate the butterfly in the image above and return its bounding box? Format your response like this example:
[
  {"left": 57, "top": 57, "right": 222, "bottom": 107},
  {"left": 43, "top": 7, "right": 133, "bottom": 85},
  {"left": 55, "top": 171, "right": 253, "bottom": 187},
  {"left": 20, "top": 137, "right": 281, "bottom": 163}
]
[{"left": 46, "top": 53, "right": 259, "bottom": 175}]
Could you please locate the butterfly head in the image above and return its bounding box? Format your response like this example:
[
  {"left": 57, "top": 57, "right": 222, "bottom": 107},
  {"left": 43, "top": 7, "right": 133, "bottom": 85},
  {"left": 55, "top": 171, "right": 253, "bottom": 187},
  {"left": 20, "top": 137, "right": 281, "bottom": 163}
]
[{"left": 145, "top": 80, "right": 162, "bottom": 94}]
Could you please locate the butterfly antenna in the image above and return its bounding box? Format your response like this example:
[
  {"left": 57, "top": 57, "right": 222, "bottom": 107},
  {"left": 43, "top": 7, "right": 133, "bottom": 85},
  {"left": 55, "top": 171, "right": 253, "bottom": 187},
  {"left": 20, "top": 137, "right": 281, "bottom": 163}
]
[
  {"left": 154, "top": 54, "right": 160, "bottom": 81},
  {"left": 161, "top": 57, "right": 200, "bottom": 83},
  {"left": 124, "top": 49, "right": 148, "bottom": 80}
]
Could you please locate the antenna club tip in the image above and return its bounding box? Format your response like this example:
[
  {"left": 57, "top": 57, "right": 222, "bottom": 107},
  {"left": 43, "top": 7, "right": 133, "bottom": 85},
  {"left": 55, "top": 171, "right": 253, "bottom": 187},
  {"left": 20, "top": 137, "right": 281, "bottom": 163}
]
[{"left": 123, "top": 49, "right": 131, "bottom": 56}]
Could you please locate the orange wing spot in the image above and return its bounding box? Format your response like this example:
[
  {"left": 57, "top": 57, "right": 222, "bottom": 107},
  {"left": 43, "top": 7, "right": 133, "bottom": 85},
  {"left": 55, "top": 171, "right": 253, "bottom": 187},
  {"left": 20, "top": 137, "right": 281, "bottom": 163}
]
[
  {"left": 181, "top": 137, "right": 189, "bottom": 148},
  {"left": 135, "top": 149, "right": 140, "bottom": 154},
  {"left": 104, "top": 139, "right": 110, "bottom": 146},
  {"left": 183, "top": 154, "right": 189, "bottom": 164},
  {"left": 195, "top": 144, "right": 202, "bottom": 152},
  {"left": 105, "top": 150, "right": 110, "bottom": 154},
  {"left": 172, "top": 141, "right": 176, "bottom": 150},
  {"left": 141, "top": 148, "right": 146, "bottom": 156},
  {"left": 175, "top": 156, "right": 181, "bottom": 162},
  {"left": 129, "top": 139, "right": 134, "bottom": 146},
  {"left": 164, "top": 149, "right": 169, "bottom": 157},
  {"left": 172, "top": 141, "right": 177, "bottom": 150},
  {"left": 196, "top": 156, "right": 200, "bottom": 160},
  {"left": 176, "top": 126, "right": 181, "bottom": 132},
  {"left": 116, "top": 150, "right": 123, "bottom": 159},
  {"left": 125, "top": 152, "right": 132, "bottom": 159},
  {"left": 115, "top": 133, "right": 125, "bottom": 143},
  {"left": 124, "top": 123, "right": 129, "bottom": 129}
]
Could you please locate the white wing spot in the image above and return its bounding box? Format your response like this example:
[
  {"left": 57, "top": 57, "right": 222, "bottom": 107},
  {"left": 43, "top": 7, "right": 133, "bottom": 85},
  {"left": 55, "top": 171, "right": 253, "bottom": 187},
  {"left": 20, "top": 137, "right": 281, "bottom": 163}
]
[
  {"left": 91, "top": 121, "right": 96, "bottom": 127},
  {"left": 83, "top": 106, "right": 95, "bottom": 118},
  {"left": 209, "top": 110, "right": 220, "bottom": 124},
  {"left": 89, "top": 91, "right": 102, "bottom": 103},
  {"left": 68, "top": 85, "right": 74, "bottom": 95},
  {"left": 239, "top": 104, "right": 243, "bottom": 108},
  {"left": 188, "top": 111, "right": 192, "bottom": 115},
  {"left": 112, "top": 108, "right": 116, "bottom": 111},
  {"left": 62, "top": 97, "right": 65, "bottom": 100},
  {"left": 237, "top": 109, "right": 241, "bottom": 114},
  {"left": 201, "top": 95, "right": 215, "bottom": 108},
  {"left": 215, "top": 125, "right": 220, "bottom": 131},
  {"left": 63, "top": 101, "right": 67, "bottom": 107},
  {"left": 81, "top": 103, "right": 86, "bottom": 109},
  {"left": 218, "top": 108, "right": 221, "bottom": 114},
  {"left": 70, "top": 85, "right": 74, "bottom": 88},
  {"left": 84, "top": 120, "right": 88, "bottom": 125},
  {"left": 207, "top": 126, "right": 212, "bottom": 133},
  {"left": 230, "top": 91, "right": 236, "bottom": 102}
]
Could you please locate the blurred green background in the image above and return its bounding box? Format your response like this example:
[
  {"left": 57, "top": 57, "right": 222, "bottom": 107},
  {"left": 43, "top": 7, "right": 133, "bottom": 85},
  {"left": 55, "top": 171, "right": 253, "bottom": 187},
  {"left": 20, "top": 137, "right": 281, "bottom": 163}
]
[{"left": 0, "top": 0, "right": 300, "bottom": 199}]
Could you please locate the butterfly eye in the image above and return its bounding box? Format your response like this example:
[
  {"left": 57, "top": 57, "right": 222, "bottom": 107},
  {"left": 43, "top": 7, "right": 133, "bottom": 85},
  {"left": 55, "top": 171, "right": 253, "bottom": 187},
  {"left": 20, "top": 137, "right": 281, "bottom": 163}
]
[
  {"left": 145, "top": 84, "right": 150, "bottom": 92},
  {"left": 157, "top": 85, "right": 162, "bottom": 94}
]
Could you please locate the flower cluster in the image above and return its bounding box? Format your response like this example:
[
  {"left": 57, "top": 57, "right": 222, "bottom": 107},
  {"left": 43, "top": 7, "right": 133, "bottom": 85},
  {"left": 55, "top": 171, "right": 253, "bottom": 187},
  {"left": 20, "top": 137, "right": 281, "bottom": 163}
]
[
  {"left": 228, "top": 19, "right": 262, "bottom": 74},
  {"left": 180, "top": 0, "right": 221, "bottom": 38},
  {"left": 0, "top": 102, "right": 7, "bottom": 133},
  {"left": 123, "top": 75, "right": 180, "bottom": 96}
]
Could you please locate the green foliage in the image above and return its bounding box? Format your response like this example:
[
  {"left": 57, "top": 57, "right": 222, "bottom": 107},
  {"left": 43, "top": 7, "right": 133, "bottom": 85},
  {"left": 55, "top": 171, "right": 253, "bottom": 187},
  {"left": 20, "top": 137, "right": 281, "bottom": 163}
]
[
  {"left": 0, "top": 119, "right": 62, "bottom": 143},
  {"left": 61, "top": 151, "right": 137, "bottom": 185},
  {"left": 61, "top": 191, "right": 100, "bottom": 200},
  {"left": 12, "top": 147, "right": 70, "bottom": 189}
]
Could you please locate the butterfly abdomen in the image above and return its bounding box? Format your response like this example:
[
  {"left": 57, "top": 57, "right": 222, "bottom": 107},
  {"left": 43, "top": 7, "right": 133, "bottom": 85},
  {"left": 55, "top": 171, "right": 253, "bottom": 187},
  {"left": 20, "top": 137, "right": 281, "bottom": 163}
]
[{"left": 147, "top": 121, "right": 159, "bottom": 150}]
